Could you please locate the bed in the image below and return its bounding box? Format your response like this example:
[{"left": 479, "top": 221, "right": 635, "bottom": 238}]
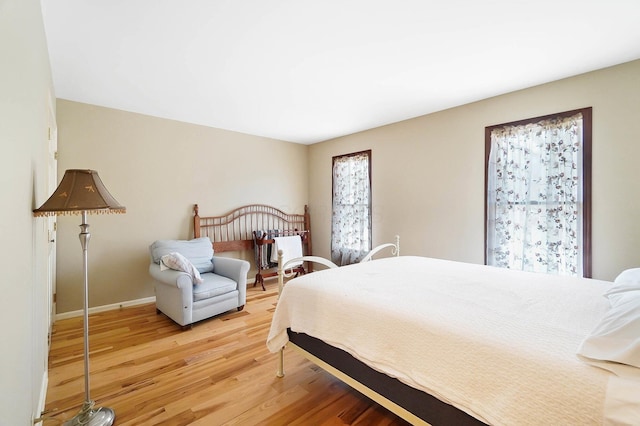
[
  {"left": 193, "top": 203, "right": 312, "bottom": 290},
  {"left": 267, "top": 247, "right": 640, "bottom": 425}
]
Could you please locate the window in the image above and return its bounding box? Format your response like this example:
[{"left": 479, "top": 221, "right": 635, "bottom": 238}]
[
  {"left": 332, "top": 150, "right": 372, "bottom": 266},
  {"left": 485, "top": 108, "right": 592, "bottom": 277}
]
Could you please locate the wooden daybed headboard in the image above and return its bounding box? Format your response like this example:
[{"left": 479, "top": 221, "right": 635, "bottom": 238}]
[{"left": 193, "top": 204, "right": 312, "bottom": 289}]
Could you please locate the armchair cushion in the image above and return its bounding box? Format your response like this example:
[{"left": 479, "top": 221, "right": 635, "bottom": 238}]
[
  {"left": 193, "top": 273, "right": 237, "bottom": 302},
  {"left": 150, "top": 237, "right": 214, "bottom": 273}
]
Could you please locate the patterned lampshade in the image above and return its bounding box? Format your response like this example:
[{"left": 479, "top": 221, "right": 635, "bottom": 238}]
[{"left": 33, "top": 169, "right": 126, "bottom": 216}]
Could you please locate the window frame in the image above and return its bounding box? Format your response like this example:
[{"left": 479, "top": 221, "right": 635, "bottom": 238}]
[
  {"left": 331, "top": 149, "right": 372, "bottom": 264},
  {"left": 484, "top": 107, "right": 592, "bottom": 277}
]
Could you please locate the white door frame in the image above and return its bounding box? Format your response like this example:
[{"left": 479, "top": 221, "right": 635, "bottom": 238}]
[{"left": 46, "top": 102, "right": 58, "bottom": 344}]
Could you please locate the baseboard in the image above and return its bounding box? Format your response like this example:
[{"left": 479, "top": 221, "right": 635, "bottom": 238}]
[
  {"left": 33, "top": 370, "right": 48, "bottom": 425},
  {"left": 55, "top": 296, "right": 156, "bottom": 321}
]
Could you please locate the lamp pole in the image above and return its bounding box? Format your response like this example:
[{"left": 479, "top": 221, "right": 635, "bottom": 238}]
[
  {"left": 79, "top": 211, "right": 92, "bottom": 410},
  {"left": 64, "top": 211, "right": 115, "bottom": 426}
]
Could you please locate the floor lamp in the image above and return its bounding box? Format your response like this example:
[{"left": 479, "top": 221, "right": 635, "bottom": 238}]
[{"left": 34, "top": 169, "right": 125, "bottom": 426}]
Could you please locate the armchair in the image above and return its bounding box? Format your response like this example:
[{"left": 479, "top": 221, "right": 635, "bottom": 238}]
[{"left": 149, "top": 237, "right": 250, "bottom": 329}]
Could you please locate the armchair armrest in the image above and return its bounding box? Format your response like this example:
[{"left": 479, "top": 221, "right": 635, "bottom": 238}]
[
  {"left": 149, "top": 263, "right": 195, "bottom": 326},
  {"left": 148, "top": 263, "right": 193, "bottom": 289},
  {"left": 212, "top": 257, "right": 250, "bottom": 284},
  {"left": 212, "top": 257, "right": 250, "bottom": 303}
]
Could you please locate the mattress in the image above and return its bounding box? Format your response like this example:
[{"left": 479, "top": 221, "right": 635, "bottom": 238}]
[{"left": 267, "top": 256, "right": 640, "bottom": 425}]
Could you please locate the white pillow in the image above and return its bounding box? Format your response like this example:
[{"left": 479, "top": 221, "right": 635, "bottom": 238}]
[
  {"left": 161, "top": 252, "right": 204, "bottom": 284},
  {"left": 578, "top": 291, "right": 640, "bottom": 369},
  {"left": 614, "top": 267, "right": 640, "bottom": 284},
  {"left": 606, "top": 268, "right": 640, "bottom": 304}
]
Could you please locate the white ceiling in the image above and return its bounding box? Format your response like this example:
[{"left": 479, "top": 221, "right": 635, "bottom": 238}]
[{"left": 41, "top": 0, "right": 640, "bottom": 144}]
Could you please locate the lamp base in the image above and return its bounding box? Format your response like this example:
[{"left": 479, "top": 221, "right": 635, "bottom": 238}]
[{"left": 63, "top": 406, "right": 115, "bottom": 426}]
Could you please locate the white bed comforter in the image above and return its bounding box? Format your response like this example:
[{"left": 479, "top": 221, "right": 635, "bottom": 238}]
[{"left": 267, "top": 256, "right": 640, "bottom": 425}]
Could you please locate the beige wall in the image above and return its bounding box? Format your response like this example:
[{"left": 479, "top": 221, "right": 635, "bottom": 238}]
[
  {"left": 56, "top": 59, "right": 640, "bottom": 313},
  {"left": 55, "top": 100, "right": 309, "bottom": 313},
  {"left": 309, "top": 59, "right": 640, "bottom": 281},
  {"left": 0, "top": 0, "right": 55, "bottom": 423}
]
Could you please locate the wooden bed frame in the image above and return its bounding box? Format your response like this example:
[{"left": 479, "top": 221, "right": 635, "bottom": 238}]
[
  {"left": 193, "top": 204, "right": 312, "bottom": 290},
  {"left": 273, "top": 239, "right": 487, "bottom": 426}
]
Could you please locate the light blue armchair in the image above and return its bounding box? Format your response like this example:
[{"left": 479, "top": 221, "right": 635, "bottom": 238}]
[{"left": 149, "top": 237, "right": 250, "bottom": 329}]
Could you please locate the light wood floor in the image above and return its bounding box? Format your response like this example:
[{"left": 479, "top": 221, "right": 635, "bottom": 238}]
[{"left": 44, "top": 280, "right": 410, "bottom": 425}]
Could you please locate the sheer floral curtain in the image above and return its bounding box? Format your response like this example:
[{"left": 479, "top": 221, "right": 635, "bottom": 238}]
[
  {"left": 331, "top": 151, "right": 371, "bottom": 266},
  {"left": 487, "top": 112, "right": 584, "bottom": 276}
]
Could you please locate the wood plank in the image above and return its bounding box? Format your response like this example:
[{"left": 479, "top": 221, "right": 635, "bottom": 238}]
[
  {"left": 45, "top": 282, "right": 410, "bottom": 425},
  {"left": 213, "top": 240, "right": 253, "bottom": 252}
]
